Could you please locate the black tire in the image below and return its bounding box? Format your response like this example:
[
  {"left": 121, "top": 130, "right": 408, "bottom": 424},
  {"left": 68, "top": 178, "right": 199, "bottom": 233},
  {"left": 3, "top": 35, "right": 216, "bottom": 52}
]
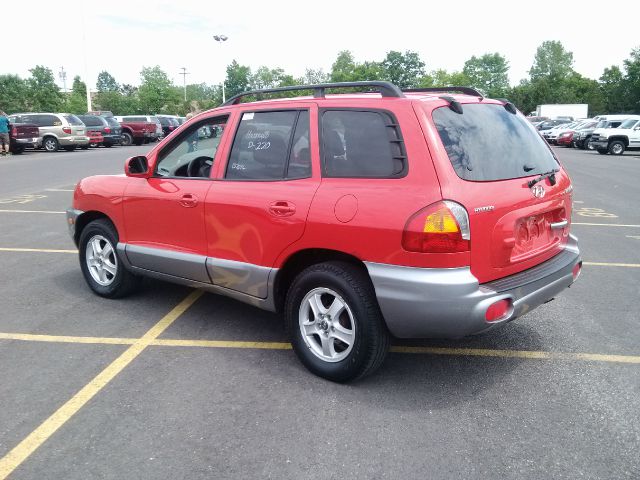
[
  {"left": 608, "top": 140, "right": 625, "bottom": 155},
  {"left": 78, "top": 218, "right": 141, "bottom": 298},
  {"left": 597, "top": 148, "right": 608, "bottom": 155},
  {"left": 121, "top": 132, "right": 133, "bottom": 146},
  {"left": 104, "top": 143, "right": 112, "bottom": 148},
  {"left": 285, "top": 261, "right": 390, "bottom": 382},
  {"left": 133, "top": 138, "right": 144, "bottom": 146},
  {"left": 43, "top": 136, "right": 59, "bottom": 152},
  {"left": 80, "top": 145, "right": 89, "bottom": 150},
  {"left": 63, "top": 146, "right": 77, "bottom": 152},
  {"left": 12, "top": 145, "right": 25, "bottom": 154}
]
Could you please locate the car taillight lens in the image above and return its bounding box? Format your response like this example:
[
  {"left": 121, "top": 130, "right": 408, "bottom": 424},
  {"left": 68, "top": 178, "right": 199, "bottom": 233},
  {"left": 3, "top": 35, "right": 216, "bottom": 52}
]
[
  {"left": 485, "top": 299, "right": 512, "bottom": 322},
  {"left": 169, "top": 125, "right": 175, "bottom": 130},
  {"left": 104, "top": 127, "right": 111, "bottom": 133},
  {"left": 62, "top": 127, "right": 71, "bottom": 134},
  {"left": 402, "top": 201, "right": 470, "bottom": 253},
  {"left": 11, "top": 127, "right": 17, "bottom": 136}
]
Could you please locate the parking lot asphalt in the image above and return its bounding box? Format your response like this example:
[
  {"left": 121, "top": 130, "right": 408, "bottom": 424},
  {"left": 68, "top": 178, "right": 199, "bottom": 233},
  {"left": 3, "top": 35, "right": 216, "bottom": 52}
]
[{"left": 0, "top": 145, "right": 638, "bottom": 479}]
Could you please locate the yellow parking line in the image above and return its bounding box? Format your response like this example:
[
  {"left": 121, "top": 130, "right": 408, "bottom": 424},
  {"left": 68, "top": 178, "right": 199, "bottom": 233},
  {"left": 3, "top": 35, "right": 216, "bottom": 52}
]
[
  {"left": 0, "top": 248, "right": 77, "bottom": 254},
  {"left": 573, "top": 222, "right": 640, "bottom": 227},
  {"left": 0, "top": 209, "right": 65, "bottom": 214},
  {"left": 153, "top": 338, "right": 292, "bottom": 350},
  {"left": 583, "top": 262, "right": 640, "bottom": 268},
  {"left": 0, "top": 290, "right": 203, "bottom": 480},
  {"left": 0, "top": 332, "right": 135, "bottom": 345}
]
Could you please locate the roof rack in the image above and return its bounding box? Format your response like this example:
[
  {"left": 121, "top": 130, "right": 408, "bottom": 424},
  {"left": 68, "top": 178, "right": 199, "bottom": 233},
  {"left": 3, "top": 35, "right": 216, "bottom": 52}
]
[
  {"left": 403, "top": 86, "right": 484, "bottom": 98},
  {"left": 222, "top": 81, "right": 405, "bottom": 106}
]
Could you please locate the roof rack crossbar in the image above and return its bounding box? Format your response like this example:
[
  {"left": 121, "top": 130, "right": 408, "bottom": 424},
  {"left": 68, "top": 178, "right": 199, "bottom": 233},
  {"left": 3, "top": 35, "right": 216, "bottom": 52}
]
[
  {"left": 222, "top": 81, "right": 405, "bottom": 106},
  {"left": 403, "top": 86, "right": 484, "bottom": 98}
]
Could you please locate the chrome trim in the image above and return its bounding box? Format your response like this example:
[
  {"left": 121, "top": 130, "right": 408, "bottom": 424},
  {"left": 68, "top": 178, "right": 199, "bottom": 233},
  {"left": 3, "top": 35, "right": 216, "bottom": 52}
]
[
  {"left": 550, "top": 220, "right": 569, "bottom": 229},
  {"left": 206, "top": 257, "right": 272, "bottom": 298}
]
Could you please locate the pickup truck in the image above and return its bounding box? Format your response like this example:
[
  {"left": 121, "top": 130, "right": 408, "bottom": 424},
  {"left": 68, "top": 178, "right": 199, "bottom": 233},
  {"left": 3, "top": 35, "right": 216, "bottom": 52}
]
[
  {"left": 7, "top": 117, "right": 41, "bottom": 154},
  {"left": 115, "top": 119, "right": 155, "bottom": 146}
]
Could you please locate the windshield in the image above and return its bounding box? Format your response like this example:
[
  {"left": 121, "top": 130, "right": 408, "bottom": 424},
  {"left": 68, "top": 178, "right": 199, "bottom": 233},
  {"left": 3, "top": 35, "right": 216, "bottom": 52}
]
[
  {"left": 619, "top": 119, "right": 639, "bottom": 129},
  {"left": 432, "top": 104, "right": 558, "bottom": 182}
]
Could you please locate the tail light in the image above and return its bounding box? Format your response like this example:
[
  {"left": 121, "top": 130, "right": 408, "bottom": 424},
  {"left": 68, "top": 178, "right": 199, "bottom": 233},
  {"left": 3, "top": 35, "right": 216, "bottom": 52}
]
[
  {"left": 62, "top": 127, "right": 72, "bottom": 134},
  {"left": 11, "top": 126, "right": 17, "bottom": 137},
  {"left": 485, "top": 299, "right": 512, "bottom": 322},
  {"left": 169, "top": 125, "right": 175, "bottom": 130},
  {"left": 402, "top": 201, "right": 470, "bottom": 253},
  {"left": 104, "top": 127, "right": 111, "bottom": 134}
]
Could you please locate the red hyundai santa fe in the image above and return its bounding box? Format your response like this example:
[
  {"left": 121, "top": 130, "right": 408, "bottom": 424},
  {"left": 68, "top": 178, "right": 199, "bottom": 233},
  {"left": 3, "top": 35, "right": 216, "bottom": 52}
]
[{"left": 67, "top": 82, "right": 582, "bottom": 382}]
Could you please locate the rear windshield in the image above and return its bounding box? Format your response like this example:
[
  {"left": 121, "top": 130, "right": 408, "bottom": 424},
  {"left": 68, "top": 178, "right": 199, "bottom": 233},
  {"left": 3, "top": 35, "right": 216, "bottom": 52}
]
[
  {"left": 432, "top": 103, "right": 558, "bottom": 181},
  {"left": 64, "top": 115, "right": 84, "bottom": 126},
  {"left": 105, "top": 117, "right": 120, "bottom": 127}
]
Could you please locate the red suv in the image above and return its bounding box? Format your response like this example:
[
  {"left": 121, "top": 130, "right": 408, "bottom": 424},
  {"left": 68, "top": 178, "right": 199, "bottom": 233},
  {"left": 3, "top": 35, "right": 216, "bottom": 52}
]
[{"left": 67, "top": 82, "right": 582, "bottom": 382}]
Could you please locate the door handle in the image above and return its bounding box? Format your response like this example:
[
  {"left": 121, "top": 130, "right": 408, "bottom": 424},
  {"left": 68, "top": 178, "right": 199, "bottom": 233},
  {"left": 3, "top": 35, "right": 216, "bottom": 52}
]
[
  {"left": 269, "top": 201, "right": 296, "bottom": 217},
  {"left": 180, "top": 193, "right": 198, "bottom": 208}
]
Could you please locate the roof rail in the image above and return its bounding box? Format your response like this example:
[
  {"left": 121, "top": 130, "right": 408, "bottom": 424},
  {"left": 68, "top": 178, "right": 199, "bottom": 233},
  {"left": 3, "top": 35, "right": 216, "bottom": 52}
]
[
  {"left": 403, "top": 86, "right": 484, "bottom": 98},
  {"left": 222, "top": 81, "right": 405, "bottom": 106}
]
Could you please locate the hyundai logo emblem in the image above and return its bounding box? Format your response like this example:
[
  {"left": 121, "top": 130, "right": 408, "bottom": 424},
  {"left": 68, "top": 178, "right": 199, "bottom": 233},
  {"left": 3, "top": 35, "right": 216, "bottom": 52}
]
[{"left": 531, "top": 185, "right": 546, "bottom": 198}]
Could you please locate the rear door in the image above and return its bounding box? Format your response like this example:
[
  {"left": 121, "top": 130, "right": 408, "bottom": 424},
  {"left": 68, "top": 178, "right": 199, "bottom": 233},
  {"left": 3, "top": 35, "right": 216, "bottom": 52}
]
[{"left": 425, "top": 101, "right": 573, "bottom": 283}]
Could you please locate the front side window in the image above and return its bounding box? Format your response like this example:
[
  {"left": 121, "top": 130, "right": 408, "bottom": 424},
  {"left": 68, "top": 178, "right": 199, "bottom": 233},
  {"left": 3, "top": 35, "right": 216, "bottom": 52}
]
[
  {"left": 432, "top": 104, "right": 559, "bottom": 181},
  {"left": 226, "top": 110, "right": 310, "bottom": 181},
  {"left": 155, "top": 115, "right": 228, "bottom": 178},
  {"left": 321, "top": 110, "right": 406, "bottom": 178},
  {"left": 619, "top": 119, "right": 639, "bottom": 129}
]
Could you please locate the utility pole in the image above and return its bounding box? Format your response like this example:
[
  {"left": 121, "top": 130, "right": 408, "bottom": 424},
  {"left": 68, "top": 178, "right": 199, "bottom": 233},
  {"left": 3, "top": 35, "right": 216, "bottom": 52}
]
[
  {"left": 213, "top": 35, "right": 228, "bottom": 103},
  {"left": 58, "top": 67, "right": 68, "bottom": 93},
  {"left": 179, "top": 67, "right": 190, "bottom": 102}
]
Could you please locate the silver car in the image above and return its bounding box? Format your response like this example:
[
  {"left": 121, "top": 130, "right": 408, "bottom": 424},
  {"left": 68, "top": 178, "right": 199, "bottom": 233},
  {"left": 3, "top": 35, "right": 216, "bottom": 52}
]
[{"left": 14, "top": 113, "right": 89, "bottom": 152}]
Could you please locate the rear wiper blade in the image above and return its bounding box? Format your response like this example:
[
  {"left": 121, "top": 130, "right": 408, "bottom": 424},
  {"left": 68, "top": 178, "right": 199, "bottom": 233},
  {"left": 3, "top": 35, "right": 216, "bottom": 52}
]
[{"left": 527, "top": 169, "right": 559, "bottom": 188}]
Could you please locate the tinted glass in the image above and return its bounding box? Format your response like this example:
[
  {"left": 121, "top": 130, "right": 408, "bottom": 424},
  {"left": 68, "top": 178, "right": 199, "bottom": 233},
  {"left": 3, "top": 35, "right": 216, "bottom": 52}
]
[
  {"left": 288, "top": 111, "right": 311, "bottom": 179},
  {"left": 619, "top": 119, "right": 639, "bottom": 129},
  {"left": 158, "top": 117, "right": 171, "bottom": 126},
  {"left": 432, "top": 104, "right": 559, "bottom": 181},
  {"left": 322, "top": 110, "right": 404, "bottom": 178},
  {"left": 125, "top": 116, "right": 147, "bottom": 122},
  {"left": 150, "top": 116, "right": 159, "bottom": 123},
  {"left": 78, "top": 115, "right": 103, "bottom": 126},
  {"left": 65, "top": 115, "right": 84, "bottom": 126},
  {"left": 46, "top": 115, "right": 62, "bottom": 126},
  {"left": 105, "top": 117, "right": 120, "bottom": 127},
  {"left": 226, "top": 111, "right": 297, "bottom": 180}
]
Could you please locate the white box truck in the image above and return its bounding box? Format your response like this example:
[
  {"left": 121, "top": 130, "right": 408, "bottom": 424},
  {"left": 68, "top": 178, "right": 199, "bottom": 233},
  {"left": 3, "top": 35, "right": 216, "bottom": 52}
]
[{"left": 535, "top": 104, "right": 589, "bottom": 120}]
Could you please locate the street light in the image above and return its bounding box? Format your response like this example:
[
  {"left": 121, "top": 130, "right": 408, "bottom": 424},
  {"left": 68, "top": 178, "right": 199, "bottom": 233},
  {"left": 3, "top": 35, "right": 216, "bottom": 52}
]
[{"left": 213, "top": 34, "right": 228, "bottom": 103}]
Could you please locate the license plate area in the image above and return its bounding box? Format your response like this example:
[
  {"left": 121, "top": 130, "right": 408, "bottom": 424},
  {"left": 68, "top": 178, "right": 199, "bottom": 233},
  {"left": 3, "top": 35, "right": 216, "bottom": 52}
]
[{"left": 510, "top": 209, "right": 565, "bottom": 262}]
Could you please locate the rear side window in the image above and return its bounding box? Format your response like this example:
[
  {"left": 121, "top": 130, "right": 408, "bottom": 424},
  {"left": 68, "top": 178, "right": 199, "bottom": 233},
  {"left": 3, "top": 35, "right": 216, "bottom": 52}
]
[
  {"left": 226, "top": 110, "right": 309, "bottom": 181},
  {"left": 65, "top": 115, "right": 84, "bottom": 126},
  {"left": 432, "top": 104, "right": 559, "bottom": 181},
  {"left": 321, "top": 110, "right": 406, "bottom": 178}
]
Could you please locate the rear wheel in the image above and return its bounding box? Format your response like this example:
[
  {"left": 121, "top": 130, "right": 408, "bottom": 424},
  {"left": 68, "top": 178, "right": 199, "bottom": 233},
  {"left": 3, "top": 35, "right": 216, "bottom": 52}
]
[
  {"left": 12, "top": 145, "right": 25, "bottom": 154},
  {"left": 285, "top": 261, "right": 389, "bottom": 382},
  {"left": 80, "top": 145, "right": 89, "bottom": 150},
  {"left": 43, "top": 137, "right": 59, "bottom": 152},
  {"left": 133, "top": 138, "right": 144, "bottom": 146},
  {"left": 78, "top": 219, "right": 141, "bottom": 298},
  {"left": 608, "top": 140, "right": 625, "bottom": 155},
  {"left": 121, "top": 132, "right": 133, "bottom": 146}
]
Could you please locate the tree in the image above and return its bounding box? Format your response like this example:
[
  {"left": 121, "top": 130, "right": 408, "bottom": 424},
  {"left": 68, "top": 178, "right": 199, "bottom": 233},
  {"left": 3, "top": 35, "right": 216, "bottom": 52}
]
[
  {"left": 622, "top": 47, "right": 640, "bottom": 112},
  {"left": 330, "top": 51, "right": 357, "bottom": 83},
  {"left": 529, "top": 41, "right": 574, "bottom": 83},
  {"left": 419, "top": 69, "right": 471, "bottom": 88},
  {"left": 250, "top": 66, "right": 287, "bottom": 90},
  {"left": 137, "top": 66, "right": 180, "bottom": 114},
  {"left": 0, "top": 75, "right": 29, "bottom": 113},
  {"left": 303, "top": 68, "right": 329, "bottom": 84},
  {"left": 462, "top": 53, "right": 510, "bottom": 97},
  {"left": 381, "top": 50, "right": 425, "bottom": 88},
  {"left": 66, "top": 76, "right": 87, "bottom": 114},
  {"left": 96, "top": 71, "right": 119, "bottom": 92},
  {"left": 225, "top": 60, "right": 251, "bottom": 98},
  {"left": 27, "top": 66, "right": 64, "bottom": 112},
  {"left": 599, "top": 66, "right": 627, "bottom": 113}
]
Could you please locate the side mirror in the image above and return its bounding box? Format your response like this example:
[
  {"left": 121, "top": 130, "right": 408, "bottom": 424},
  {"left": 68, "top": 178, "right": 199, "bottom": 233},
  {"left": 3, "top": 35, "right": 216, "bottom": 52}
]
[{"left": 125, "top": 156, "right": 149, "bottom": 177}]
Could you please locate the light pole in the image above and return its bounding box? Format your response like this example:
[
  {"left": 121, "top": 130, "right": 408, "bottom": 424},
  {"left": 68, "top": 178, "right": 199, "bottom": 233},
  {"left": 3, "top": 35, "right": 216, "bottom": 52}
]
[
  {"left": 179, "top": 67, "right": 190, "bottom": 102},
  {"left": 213, "top": 34, "right": 228, "bottom": 103}
]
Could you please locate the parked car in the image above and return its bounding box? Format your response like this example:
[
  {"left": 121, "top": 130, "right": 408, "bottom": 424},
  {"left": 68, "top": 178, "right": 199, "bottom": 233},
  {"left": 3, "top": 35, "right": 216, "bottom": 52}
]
[
  {"left": 590, "top": 116, "right": 640, "bottom": 155},
  {"left": 66, "top": 81, "right": 581, "bottom": 382},
  {"left": 537, "top": 119, "right": 568, "bottom": 131},
  {"left": 156, "top": 115, "right": 181, "bottom": 137},
  {"left": 541, "top": 122, "right": 573, "bottom": 144},
  {"left": 77, "top": 115, "right": 122, "bottom": 147},
  {"left": 87, "top": 110, "right": 114, "bottom": 118},
  {"left": 115, "top": 116, "right": 163, "bottom": 142},
  {"left": 554, "top": 120, "right": 595, "bottom": 147},
  {"left": 87, "top": 130, "right": 104, "bottom": 147},
  {"left": 7, "top": 115, "right": 41, "bottom": 154},
  {"left": 572, "top": 121, "right": 599, "bottom": 149},
  {"left": 11, "top": 113, "right": 88, "bottom": 152},
  {"left": 113, "top": 117, "right": 156, "bottom": 146}
]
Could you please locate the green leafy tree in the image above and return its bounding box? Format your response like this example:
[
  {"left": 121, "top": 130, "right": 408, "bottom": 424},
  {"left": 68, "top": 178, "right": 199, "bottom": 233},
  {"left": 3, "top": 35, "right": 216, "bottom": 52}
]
[
  {"left": 419, "top": 69, "right": 471, "bottom": 88},
  {"left": 529, "top": 40, "right": 574, "bottom": 83},
  {"left": 119, "top": 84, "right": 140, "bottom": 114},
  {"left": 250, "top": 66, "right": 287, "bottom": 90},
  {"left": 622, "top": 47, "right": 640, "bottom": 112},
  {"left": 381, "top": 50, "right": 425, "bottom": 88},
  {"left": 27, "top": 65, "right": 64, "bottom": 112},
  {"left": 225, "top": 60, "right": 252, "bottom": 98},
  {"left": 96, "top": 71, "right": 119, "bottom": 92},
  {"left": 330, "top": 51, "right": 357, "bottom": 82},
  {"left": 66, "top": 76, "right": 87, "bottom": 114},
  {"left": 138, "top": 66, "right": 180, "bottom": 113},
  {"left": 462, "top": 53, "right": 510, "bottom": 97},
  {"left": 0, "top": 74, "right": 29, "bottom": 113},
  {"left": 303, "top": 68, "right": 329, "bottom": 84},
  {"left": 599, "top": 66, "right": 627, "bottom": 113}
]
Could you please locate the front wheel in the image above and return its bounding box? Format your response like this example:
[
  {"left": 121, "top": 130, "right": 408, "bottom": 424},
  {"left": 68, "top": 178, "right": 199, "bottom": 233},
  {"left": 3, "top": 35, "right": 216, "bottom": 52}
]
[
  {"left": 285, "top": 261, "right": 389, "bottom": 382},
  {"left": 597, "top": 148, "right": 608, "bottom": 155},
  {"left": 78, "top": 219, "right": 141, "bottom": 298},
  {"left": 608, "top": 140, "right": 625, "bottom": 155},
  {"left": 121, "top": 132, "right": 133, "bottom": 146}
]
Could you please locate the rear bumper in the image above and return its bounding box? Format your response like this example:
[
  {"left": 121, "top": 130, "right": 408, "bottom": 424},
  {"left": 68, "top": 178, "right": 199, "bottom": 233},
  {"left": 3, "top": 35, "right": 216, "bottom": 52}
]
[
  {"left": 366, "top": 235, "right": 581, "bottom": 338},
  {"left": 59, "top": 136, "right": 90, "bottom": 146},
  {"left": 103, "top": 134, "right": 122, "bottom": 145}
]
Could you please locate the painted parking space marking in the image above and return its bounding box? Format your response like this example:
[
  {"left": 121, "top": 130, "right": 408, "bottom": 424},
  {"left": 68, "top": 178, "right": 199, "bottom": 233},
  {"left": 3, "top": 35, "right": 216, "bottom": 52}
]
[
  {"left": 44, "top": 189, "right": 74, "bottom": 192},
  {"left": 573, "top": 222, "right": 640, "bottom": 228},
  {"left": 0, "top": 290, "right": 203, "bottom": 480},
  {"left": 0, "top": 209, "right": 65, "bottom": 214},
  {"left": 0, "top": 331, "right": 638, "bottom": 365},
  {"left": 0, "top": 195, "right": 47, "bottom": 205},
  {"left": 0, "top": 248, "right": 77, "bottom": 254},
  {"left": 626, "top": 235, "right": 640, "bottom": 240},
  {"left": 574, "top": 207, "right": 617, "bottom": 218},
  {"left": 583, "top": 262, "right": 640, "bottom": 268}
]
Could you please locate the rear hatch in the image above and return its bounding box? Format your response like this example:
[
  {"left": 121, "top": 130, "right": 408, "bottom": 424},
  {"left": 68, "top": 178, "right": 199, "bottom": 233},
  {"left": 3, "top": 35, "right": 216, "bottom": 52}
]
[
  {"left": 105, "top": 117, "right": 121, "bottom": 136},
  {"left": 14, "top": 124, "right": 39, "bottom": 140},
  {"left": 425, "top": 101, "right": 573, "bottom": 283},
  {"left": 64, "top": 114, "right": 86, "bottom": 136}
]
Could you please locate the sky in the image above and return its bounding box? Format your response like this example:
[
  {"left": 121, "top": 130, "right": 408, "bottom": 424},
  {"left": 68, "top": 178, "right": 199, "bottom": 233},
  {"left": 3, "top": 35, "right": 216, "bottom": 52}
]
[{"left": 3, "top": 0, "right": 639, "bottom": 92}]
